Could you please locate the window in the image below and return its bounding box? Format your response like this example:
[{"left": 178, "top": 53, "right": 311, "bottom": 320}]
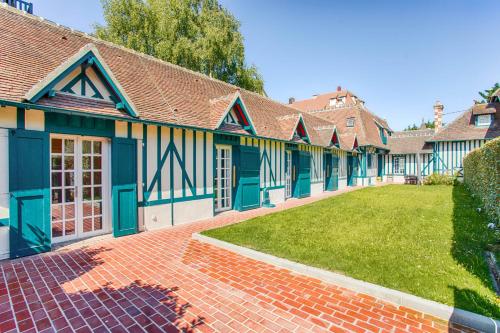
[
  {"left": 476, "top": 115, "right": 492, "bottom": 127},
  {"left": 379, "top": 127, "right": 387, "bottom": 144},
  {"left": 329, "top": 98, "right": 336, "bottom": 107},
  {"left": 393, "top": 156, "right": 405, "bottom": 175},
  {"left": 346, "top": 117, "right": 355, "bottom": 127},
  {"left": 339, "top": 155, "right": 346, "bottom": 177}
]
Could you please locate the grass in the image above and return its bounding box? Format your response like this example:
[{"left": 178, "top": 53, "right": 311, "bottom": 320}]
[{"left": 203, "top": 185, "right": 500, "bottom": 318}]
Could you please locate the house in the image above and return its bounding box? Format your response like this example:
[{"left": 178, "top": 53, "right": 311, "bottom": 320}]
[
  {"left": 385, "top": 97, "right": 499, "bottom": 180},
  {"left": 290, "top": 87, "right": 393, "bottom": 186},
  {"left": 0, "top": 6, "right": 355, "bottom": 259}
]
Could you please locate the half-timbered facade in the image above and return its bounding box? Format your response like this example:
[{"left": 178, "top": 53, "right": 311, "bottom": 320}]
[
  {"left": 291, "top": 89, "right": 393, "bottom": 187},
  {"left": 385, "top": 99, "right": 499, "bottom": 181},
  {"left": 0, "top": 6, "right": 359, "bottom": 259}
]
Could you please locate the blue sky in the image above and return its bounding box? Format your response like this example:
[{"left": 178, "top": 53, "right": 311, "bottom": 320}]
[{"left": 34, "top": 0, "right": 500, "bottom": 130}]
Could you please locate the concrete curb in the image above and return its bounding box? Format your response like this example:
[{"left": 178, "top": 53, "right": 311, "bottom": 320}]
[{"left": 193, "top": 233, "right": 500, "bottom": 333}]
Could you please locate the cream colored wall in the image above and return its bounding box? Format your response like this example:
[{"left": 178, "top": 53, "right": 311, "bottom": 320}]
[
  {"left": 174, "top": 198, "right": 213, "bottom": 225},
  {"left": 0, "top": 106, "right": 17, "bottom": 128},
  {"left": 25, "top": 110, "right": 45, "bottom": 131}
]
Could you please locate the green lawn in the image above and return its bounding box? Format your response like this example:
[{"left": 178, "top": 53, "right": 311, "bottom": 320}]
[{"left": 203, "top": 185, "right": 500, "bottom": 318}]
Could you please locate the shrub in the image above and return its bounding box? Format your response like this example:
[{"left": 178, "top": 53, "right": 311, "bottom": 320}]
[
  {"left": 463, "top": 137, "right": 500, "bottom": 223},
  {"left": 423, "top": 172, "right": 454, "bottom": 185}
]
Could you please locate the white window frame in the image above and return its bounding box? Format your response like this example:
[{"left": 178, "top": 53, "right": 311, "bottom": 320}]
[
  {"left": 393, "top": 156, "right": 405, "bottom": 175},
  {"left": 476, "top": 114, "right": 492, "bottom": 127},
  {"left": 346, "top": 118, "right": 355, "bottom": 127}
]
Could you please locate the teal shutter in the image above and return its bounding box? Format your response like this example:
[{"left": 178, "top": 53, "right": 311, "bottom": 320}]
[
  {"left": 234, "top": 146, "right": 260, "bottom": 211},
  {"left": 347, "top": 154, "right": 354, "bottom": 186},
  {"left": 294, "top": 151, "right": 311, "bottom": 198},
  {"left": 112, "top": 137, "right": 138, "bottom": 237},
  {"left": 332, "top": 155, "right": 339, "bottom": 190},
  {"left": 324, "top": 152, "right": 333, "bottom": 191},
  {"left": 9, "top": 129, "right": 51, "bottom": 258}
]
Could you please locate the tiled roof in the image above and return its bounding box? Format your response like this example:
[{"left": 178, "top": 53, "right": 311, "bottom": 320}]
[
  {"left": 298, "top": 104, "right": 391, "bottom": 149},
  {"left": 0, "top": 6, "right": 339, "bottom": 147},
  {"left": 37, "top": 94, "right": 131, "bottom": 119},
  {"left": 289, "top": 91, "right": 359, "bottom": 112},
  {"left": 471, "top": 103, "right": 498, "bottom": 115},
  {"left": 429, "top": 103, "right": 500, "bottom": 141},
  {"left": 387, "top": 129, "right": 434, "bottom": 154}
]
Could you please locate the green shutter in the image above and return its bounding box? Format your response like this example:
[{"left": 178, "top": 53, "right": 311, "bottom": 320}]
[
  {"left": 9, "top": 129, "right": 51, "bottom": 258},
  {"left": 234, "top": 146, "right": 260, "bottom": 211},
  {"left": 112, "top": 137, "right": 138, "bottom": 237},
  {"left": 332, "top": 155, "right": 339, "bottom": 190},
  {"left": 324, "top": 152, "right": 334, "bottom": 191},
  {"left": 294, "top": 151, "right": 311, "bottom": 198}
]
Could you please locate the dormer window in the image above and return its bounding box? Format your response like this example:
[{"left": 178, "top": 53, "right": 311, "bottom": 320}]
[
  {"left": 476, "top": 114, "right": 492, "bottom": 127},
  {"left": 346, "top": 117, "right": 355, "bottom": 127},
  {"left": 329, "top": 98, "right": 336, "bottom": 107}
]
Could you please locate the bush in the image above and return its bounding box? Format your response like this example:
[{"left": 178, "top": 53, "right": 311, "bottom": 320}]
[
  {"left": 463, "top": 137, "right": 500, "bottom": 223},
  {"left": 423, "top": 172, "right": 454, "bottom": 185}
]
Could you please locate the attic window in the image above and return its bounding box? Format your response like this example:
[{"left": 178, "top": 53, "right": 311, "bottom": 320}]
[
  {"left": 346, "top": 117, "right": 355, "bottom": 127},
  {"left": 476, "top": 114, "right": 492, "bottom": 127}
]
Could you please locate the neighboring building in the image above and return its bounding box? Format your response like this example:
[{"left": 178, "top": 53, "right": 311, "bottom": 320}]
[
  {"left": 291, "top": 87, "right": 393, "bottom": 186},
  {"left": 0, "top": 6, "right": 353, "bottom": 259},
  {"left": 385, "top": 97, "right": 500, "bottom": 180}
]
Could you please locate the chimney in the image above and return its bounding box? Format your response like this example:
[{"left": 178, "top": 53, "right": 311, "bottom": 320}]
[
  {"left": 337, "top": 86, "right": 342, "bottom": 92},
  {"left": 433, "top": 101, "right": 444, "bottom": 132},
  {"left": 288, "top": 97, "right": 295, "bottom": 104}
]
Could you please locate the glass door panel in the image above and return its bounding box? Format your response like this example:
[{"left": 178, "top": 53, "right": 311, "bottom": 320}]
[
  {"left": 285, "top": 151, "right": 292, "bottom": 198},
  {"left": 215, "top": 146, "right": 232, "bottom": 212},
  {"left": 81, "top": 140, "right": 104, "bottom": 234},
  {"left": 50, "top": 137, "right": 76, "bottom": 241}
]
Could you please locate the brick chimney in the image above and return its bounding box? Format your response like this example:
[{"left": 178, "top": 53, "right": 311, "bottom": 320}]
[
  {"left": 288, "top": 97, "right": 295, "bottom": 104},
  {"left": 337, "top": 86, "right": 342, "bottom": 92},
  {"left": 433, "top": 101, "right": 444, "bottom": 132}
]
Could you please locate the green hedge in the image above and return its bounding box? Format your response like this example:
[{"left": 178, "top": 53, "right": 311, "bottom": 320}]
[{"left": 463, "top": 137, "right": 500, "bottom": 223}]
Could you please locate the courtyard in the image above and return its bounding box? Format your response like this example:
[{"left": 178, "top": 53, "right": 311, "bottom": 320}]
[
  {"left": 204, "top": 185, "right": 499, "bottom": 319},
  {"left": 0, "top": 186, "right": 483, "bottom": 333}
]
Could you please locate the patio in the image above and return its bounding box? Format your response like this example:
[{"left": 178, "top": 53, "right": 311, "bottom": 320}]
[{"left": 0, "top": 186, "right": 476, "bottom": 333}]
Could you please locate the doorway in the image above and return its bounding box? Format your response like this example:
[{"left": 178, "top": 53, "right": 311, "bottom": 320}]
[
  {"left": 214, "top": 145, "right": 232, "bottom": 212},
  {"left": 50, "top": 135, "right": 110, "bottom": 243}
]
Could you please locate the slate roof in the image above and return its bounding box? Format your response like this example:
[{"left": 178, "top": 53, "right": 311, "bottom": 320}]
[
  {"left": 429, "top": 103, "right": 500, "bottom": 141},
  {"left": 387, "top": 129, "right": 434, "bottom": 154},
  {"left": 0, "top": 6, "right": 340, "bottom": 147}
]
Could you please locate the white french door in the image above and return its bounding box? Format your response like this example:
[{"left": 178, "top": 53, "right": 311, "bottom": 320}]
[
  {"left": 285, "top": 150, "right": 292, "bottom": 198},
  {"left": 50, "top": 135, "right": 110, "bottom": 243},
  {"left": 214, "top": 145, "right": 232, "bottom": 212}
]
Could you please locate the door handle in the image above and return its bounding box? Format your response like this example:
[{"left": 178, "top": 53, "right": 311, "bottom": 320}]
[{"left": 232, "top": 165, "right": 236, "bottom": 188}]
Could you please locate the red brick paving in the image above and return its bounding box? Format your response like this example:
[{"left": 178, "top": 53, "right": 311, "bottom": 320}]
[{"left": 0, "top": 186, "right": 478, "bottom": 332}]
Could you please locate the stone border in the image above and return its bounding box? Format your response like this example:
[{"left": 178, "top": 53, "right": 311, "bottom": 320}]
[{"left": 193, "top": 233, "right": 500, "bottom": 333}]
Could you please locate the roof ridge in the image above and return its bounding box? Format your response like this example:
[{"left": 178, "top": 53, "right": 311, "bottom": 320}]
[{"left": 0, "top": 5, "right": 305, "bottom": 115}]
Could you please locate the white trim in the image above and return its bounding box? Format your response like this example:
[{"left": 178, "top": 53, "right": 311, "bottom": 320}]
[
  {"left": 25, "top": 43, "right": 139, "bottom": 117},
  {"left": 214, "top": 91, "right": 258, "bottom": 135}
]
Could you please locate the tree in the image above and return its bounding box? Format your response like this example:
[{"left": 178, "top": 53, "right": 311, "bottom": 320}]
[
  {"left": 478, "top": 83, "right": 500, "bottom": 103},
  {"left": 94, "top": 0, "right": 265, "bottom": 94},
  {"left": 404, "top": 119, "right": 435, "bottom": 131}
]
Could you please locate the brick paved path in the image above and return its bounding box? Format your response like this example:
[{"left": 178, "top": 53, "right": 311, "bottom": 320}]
[{"left": 0, "top": 186, "right": 478, "bottom": 333}]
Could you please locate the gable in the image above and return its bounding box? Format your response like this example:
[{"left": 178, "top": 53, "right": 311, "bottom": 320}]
[
  {"left": 331, "top": 128, "right": 339, "bottom": 147},
  {"left": 54, "top": 66, "right": 112, "bottom": 101},
  {"left": 292, "top": 116, "right": 310, "bottom": 143},
  {"left": 217, "top": 95, "right": 256, "bottom": 135},
  {"left": 25, "top": 44, "right": 138, "bottom": 118}
]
